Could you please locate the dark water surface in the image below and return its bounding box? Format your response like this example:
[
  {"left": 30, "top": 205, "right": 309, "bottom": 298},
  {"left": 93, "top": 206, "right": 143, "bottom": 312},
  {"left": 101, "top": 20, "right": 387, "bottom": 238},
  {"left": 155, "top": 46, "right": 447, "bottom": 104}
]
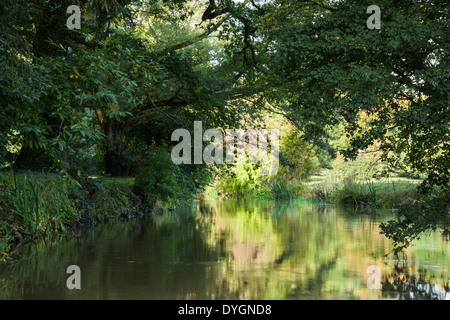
[{"left": 1, "top": 199, "right": 449, "bottom": 299}]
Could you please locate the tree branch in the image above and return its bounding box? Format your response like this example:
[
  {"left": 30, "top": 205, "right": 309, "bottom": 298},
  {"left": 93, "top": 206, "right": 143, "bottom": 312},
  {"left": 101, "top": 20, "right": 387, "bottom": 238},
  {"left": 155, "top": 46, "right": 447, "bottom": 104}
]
[{"left": 164, "top": 13, "right": 231, "bottom": 52}]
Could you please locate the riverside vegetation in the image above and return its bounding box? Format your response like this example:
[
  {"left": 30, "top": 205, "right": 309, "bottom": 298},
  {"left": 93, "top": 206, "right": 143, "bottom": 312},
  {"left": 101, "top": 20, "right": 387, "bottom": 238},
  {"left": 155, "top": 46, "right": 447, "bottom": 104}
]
[
  {"left": 1, "top": 0, "right": 449, "bottom": 262},
  {"left": 0, "top": 145, "right": 212, "bottom": 261}
]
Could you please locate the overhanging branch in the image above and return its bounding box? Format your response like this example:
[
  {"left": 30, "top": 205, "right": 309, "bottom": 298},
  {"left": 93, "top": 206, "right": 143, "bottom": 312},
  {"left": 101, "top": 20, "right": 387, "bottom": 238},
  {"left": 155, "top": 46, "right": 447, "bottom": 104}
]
[{"left": 164, "top": 13, "right": 231, "bottom": 52}]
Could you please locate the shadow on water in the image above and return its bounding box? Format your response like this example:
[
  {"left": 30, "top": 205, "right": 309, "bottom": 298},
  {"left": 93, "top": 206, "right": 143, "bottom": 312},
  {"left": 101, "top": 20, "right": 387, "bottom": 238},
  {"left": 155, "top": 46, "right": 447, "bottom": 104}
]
[{"left": 0, "top": 199, "right": 449, "bottom": 299}]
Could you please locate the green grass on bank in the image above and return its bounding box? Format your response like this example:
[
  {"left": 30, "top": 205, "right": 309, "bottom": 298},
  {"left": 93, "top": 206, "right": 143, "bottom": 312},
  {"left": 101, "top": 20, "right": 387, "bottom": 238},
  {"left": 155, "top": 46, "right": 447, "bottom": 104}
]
[
  {"left": 204, "top": 175, "right": 425, "bottom": 209},
  {"left": 0, "top": 169, "right": 441, "bottom": 262},
  {"left": 89, "top": 175, "right": 135, "bottom": 188},
  {"left": 0, "top": 171, "right": 140, "bottom": 262},
  {"left": 305, "top": 175, "right": 424, "bottom": 209},
  {"left": 305, "top": 174, "right": 422, "bottom": 189},
  {"left": 1, "top": 161, "right": 208, "bottom": 262}
]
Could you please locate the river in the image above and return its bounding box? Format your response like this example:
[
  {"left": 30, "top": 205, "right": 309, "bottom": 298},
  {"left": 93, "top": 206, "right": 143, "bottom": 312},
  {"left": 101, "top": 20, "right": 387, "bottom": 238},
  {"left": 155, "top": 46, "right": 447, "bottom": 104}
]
[{"left": 0, "top": 199, "right": 449, "bottom": 299}]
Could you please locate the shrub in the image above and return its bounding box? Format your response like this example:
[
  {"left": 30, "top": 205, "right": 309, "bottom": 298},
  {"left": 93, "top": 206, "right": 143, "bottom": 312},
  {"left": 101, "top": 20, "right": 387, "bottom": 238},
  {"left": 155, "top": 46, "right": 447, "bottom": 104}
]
[
  {"left": 133, "top": 146, "right": 210, "bottom": 209},
  {"left": 216, "top": 158, "right": 270, "bottom": 197},
  {"left": 246, "top": 189, "right": 273, "bottom": 200},
  {"left": 332, "top": 179, "right": 377, "bottom": 208},
  {"left": 90, "top": 183, "right": 134, "bottom": 220},
  {"left": 66, "top": 135, "right": 102, "bottom": 175},
  {"left": 278, "top": 128, "right": 323, "bottom": 180},
  {"left": 269, "top": 180, "right": 295, "bottom": 199},
  {"left": 269, "top": 179, "right": 309, "bottom": 200}
]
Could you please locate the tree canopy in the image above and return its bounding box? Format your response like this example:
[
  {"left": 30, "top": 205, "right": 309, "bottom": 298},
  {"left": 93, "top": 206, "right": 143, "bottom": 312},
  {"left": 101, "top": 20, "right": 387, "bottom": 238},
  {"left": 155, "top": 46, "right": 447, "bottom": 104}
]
[{"left": 0, "top": 0, "right": 448, "bottom": 250}]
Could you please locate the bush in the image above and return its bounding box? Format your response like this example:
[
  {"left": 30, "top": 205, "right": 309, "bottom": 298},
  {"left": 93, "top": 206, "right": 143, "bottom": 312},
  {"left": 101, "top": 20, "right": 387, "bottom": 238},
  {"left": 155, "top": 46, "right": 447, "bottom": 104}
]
[
  {"left": 66, "top": 135, "right": 102, "bottom": 175},
  {"left": 133, "top": 146, "right": 211, "bottom": 209},
  {"left": 133, "top": 146, "right": 181, "bottom": 209},
  {"left": 246, "top": 189, "right": 273, "bottom": 200},
  {"left": 278, "top": 128, "right": 324, "bottom": 180},
  {"left": 0, "top": 223, "right": 13, "bottom": 261},
  {"left": 333, "top": 179, "right": 377, "bottom": 208},
  {"left": 122, "top": 138, "right": 153, "bottom": 176},
  {"left": 215, "top": 122, "right": 329, "bottom": 198},
  {"left": 90, "top": 183, "right": 134, "bottom": 220},
  {"left": 216, "top": 159, "right": 270, "bottom": 197},
  {"left": 269, "top": 179, "right": 310, "bottom": 200},
  {"left": 269, "top": 180, "right": 295, "bottom": 200}
]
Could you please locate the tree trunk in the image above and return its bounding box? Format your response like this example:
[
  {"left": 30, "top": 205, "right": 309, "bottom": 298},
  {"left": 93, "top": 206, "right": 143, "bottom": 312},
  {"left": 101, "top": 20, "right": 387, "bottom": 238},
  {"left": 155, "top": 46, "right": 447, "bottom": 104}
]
[
  {"left": 102, "top": 120, "right": 128, "bottom": 176},
  {"left": 103, "top": 138, "right": 127, "bottom": 176}
]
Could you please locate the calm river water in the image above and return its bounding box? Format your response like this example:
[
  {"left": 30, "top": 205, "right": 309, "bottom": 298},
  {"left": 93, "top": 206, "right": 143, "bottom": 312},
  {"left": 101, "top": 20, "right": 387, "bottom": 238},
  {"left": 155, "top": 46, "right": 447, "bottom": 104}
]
[{"left": 1, "top": 199, "right": 449, "bottom": 299}]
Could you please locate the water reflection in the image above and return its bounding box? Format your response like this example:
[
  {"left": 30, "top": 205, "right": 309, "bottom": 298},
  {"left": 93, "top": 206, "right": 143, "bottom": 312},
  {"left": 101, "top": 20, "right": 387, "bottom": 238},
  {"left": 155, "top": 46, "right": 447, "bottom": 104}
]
[
  {"left": 0, "top": 199, "right": 448, "bottom": 299},
  {"left": 382, "top": 260, "right": 450, "bottom": 299}
]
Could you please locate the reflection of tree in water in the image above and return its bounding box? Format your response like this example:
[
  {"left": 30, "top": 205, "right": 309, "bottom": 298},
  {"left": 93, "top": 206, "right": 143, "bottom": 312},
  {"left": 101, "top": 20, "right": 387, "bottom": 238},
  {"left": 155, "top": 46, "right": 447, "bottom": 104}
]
[
  {"left": 285, "top": 254, "right": 340, "bottom": 299},
  {"left": 203, "top": 199, "right": 346, "bottom": 299},
  {"left": 2, "top": 200, "right": 448, "bottom": 300},
  {"left": 382, "top": 262, "right": 450, "bottom": 300}
]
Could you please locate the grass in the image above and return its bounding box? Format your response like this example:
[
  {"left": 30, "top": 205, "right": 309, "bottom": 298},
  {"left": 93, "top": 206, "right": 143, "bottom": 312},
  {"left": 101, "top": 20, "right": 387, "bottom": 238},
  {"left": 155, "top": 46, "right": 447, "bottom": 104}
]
[
  {"left": 268, "top": 180, "right": 310, "bottom": 200},
  {"left": 309, "top": 175, "right": 421, "bottom": 209},
  {"left": 88, "top": 175, "right": 135, "bottom": 188},
  {"left": 205, "top": 178, "right": 315, "bottom": 201},
  {"left": 306, "top": 174, "right": 422, "bottom": 187},
  {"left": 203, "top": 173, "right": 423, "bottom": 209},
  {"left": 269, "top": 180, "right": 296, "bottom": 200},
  {"left": 0, "top": 171, "right": 143, "bottom": 262}
]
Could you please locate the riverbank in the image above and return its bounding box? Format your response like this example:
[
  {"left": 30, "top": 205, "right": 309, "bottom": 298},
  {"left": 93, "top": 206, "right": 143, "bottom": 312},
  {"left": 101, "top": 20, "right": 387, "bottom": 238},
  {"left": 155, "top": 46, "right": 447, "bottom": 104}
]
[
  {"left": 1, "top": 198, "right": 449, "bottom": 300},
  {"left": 207, "top": 175, "right": 425, "bottom": 210},
  {"left": 306, "top": 175, "right": 425, "bottom": 209},
  {"left": 0, "top": 171, "right": 150, "bottom": 263},
  {"left": 1, "top": 170, "right": 444, "bottom": 263}
]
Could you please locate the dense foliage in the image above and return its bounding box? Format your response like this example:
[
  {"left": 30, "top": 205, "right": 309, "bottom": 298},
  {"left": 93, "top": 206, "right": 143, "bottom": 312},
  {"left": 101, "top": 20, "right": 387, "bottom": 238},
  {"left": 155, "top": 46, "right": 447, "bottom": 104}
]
[
  {"left": 0, "top": 0, "right": 448, "bottom": 256},
  {"left": 250, "top": 0, "right": 449, "bottom": 249}
]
